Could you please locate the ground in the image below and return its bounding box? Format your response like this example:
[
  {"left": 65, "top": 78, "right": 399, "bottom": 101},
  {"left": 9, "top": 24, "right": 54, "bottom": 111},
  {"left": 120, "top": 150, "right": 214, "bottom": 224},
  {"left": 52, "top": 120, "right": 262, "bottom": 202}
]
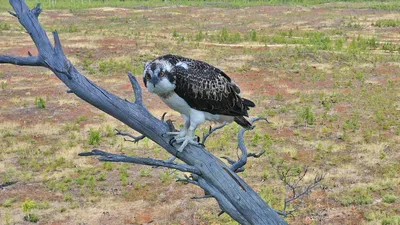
[{"left": 0, "top": 2, "right": 400, "bottom": 225}]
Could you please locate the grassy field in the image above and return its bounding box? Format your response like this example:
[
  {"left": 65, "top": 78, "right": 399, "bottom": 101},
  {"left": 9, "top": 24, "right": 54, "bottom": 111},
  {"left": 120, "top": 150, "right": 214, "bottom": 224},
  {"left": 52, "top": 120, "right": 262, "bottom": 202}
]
[{"left": 0, "top": 0, "right": 400, "bottom": 224}]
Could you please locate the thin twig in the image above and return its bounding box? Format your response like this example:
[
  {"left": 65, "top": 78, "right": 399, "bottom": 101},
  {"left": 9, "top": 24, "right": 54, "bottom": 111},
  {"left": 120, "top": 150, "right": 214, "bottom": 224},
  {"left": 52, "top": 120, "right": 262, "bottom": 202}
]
[
  {"left": 191, "top": 195, "right": 213, "bottom": 200},
  {"left": 115, "top": 128, "right": 146, "bottom": 143},
  {"left": 201, "top": 122, "right": 227, "bottom": 145},
  {"left": 8, "top": 10, "right": 17, "bottom": 17},
  {"left": 275, "top": 162, "right": 324, "bottom": 216},
  {"left": 176, "top": 174, "right": 199, "bottom": 185}
]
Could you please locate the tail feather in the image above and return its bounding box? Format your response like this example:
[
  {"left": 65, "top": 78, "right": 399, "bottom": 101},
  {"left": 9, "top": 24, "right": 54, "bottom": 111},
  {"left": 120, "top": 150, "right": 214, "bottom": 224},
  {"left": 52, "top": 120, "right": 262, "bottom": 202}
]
[
  {"left": 234, "top": 116, "right": 252, "bottom": 128},
  {"left": 243, "top": 98, "right": 255, "bottom": 108}
]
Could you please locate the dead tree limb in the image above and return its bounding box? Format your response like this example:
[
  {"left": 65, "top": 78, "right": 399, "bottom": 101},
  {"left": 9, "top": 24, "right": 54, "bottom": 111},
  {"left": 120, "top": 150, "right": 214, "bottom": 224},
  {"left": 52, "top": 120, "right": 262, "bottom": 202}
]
[
  {"left": 0, "top": 1, "right": 287, "bottom": 224},
  {"left": 115, "top": 128, "right": 146, "bottom": 143}
]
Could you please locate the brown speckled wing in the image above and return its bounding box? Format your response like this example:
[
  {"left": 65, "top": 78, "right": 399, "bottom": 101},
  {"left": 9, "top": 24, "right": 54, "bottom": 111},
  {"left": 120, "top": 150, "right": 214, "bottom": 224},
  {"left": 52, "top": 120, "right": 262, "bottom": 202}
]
[{"left": 159, "top": 54, "right": 252, "bottom": 117}]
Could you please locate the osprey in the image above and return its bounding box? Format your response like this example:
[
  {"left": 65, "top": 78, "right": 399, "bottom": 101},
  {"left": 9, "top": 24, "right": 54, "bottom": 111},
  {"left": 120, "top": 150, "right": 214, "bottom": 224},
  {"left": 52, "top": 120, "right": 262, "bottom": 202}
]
[{"left": 143, "top": 54, "right": 255, "bottom": 152}]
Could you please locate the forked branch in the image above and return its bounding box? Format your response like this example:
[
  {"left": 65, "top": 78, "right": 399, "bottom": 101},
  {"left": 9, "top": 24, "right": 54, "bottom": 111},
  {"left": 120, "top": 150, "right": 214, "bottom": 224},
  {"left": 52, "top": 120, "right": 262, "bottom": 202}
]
[
  {"left": 275, "top": 163, "right": 325, "bottom": 216},
  {"left": 79, "top": 149, "right": 201, "bottom": 175}
]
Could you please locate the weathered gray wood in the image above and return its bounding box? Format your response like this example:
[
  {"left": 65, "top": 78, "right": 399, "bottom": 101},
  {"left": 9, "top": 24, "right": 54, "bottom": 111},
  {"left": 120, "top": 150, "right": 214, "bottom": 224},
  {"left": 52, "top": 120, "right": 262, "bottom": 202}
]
[{"left": 0, "top": 1, "right": 287, "bottom": 224}]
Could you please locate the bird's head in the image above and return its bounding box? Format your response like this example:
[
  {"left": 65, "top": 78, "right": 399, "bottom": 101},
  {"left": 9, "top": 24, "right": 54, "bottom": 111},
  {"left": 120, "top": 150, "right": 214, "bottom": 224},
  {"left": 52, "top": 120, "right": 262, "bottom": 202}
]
[{"left": 143, "top": 60, "right": 176, "bottom": 95}]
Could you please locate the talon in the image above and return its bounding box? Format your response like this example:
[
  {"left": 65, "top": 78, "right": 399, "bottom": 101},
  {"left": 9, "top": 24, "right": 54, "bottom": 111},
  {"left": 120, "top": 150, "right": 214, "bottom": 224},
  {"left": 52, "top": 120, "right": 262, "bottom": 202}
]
[{"left": 169, "top": 137, "right": 177, "bottom": 146}]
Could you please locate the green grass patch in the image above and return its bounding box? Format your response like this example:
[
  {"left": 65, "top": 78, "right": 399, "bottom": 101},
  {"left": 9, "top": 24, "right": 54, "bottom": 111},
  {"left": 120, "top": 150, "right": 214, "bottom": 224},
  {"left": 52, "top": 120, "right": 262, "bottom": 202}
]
[
  {"left": 340, "top": 186, "right": 374, "bottom": 206},
  {"left": 88, "top": 128, "right": 101, "bottom": 145},
  {"left": 34, "top": 97, "right": 46, "bottom": 109}
]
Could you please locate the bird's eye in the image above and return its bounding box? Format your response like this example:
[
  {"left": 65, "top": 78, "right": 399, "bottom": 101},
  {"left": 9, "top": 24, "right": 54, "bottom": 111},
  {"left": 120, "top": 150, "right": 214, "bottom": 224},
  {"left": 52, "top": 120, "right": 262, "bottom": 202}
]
[
  {"left": 145, "top": 73, "right": 151, "bottom": 79},
  {"left": 159, "top": 72, "right": 165, "bottom": 77}
]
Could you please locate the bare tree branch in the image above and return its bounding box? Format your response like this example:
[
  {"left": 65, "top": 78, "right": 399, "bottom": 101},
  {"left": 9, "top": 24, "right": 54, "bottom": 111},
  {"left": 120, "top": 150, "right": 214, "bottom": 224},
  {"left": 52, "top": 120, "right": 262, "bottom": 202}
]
[
  {"left": 128, "top": 72, "right": 144, "bottom": 105},
  {"left": 191, "top": 195, "right": 213, "bottom": 200},
  {"left": 0, "top": 55, "right": 42, "bottom": 66},
  {"left": 176, "top": 174, "right": 199, "bottom": 185},
  {"left": 231, "top": 117, "right": 269, "bottom": 172},
  {"left": 201, "top": 122, "right": 227, "bottom": 145},
  {"left": 79, "top": 149, "right": 201, "bottom": 175},
  {"left": 115, "top": 128, "right": 146, "bottom": 143}
]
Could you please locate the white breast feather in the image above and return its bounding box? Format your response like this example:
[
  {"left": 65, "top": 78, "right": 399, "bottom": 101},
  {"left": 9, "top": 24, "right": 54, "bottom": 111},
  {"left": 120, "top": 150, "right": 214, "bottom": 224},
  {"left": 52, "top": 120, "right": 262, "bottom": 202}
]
[
  {"left": 161, "top": 93, "right": 235, "bottom": 124},
  {"left": 161, "top": 93, "right": 192, "bottom": 116}
]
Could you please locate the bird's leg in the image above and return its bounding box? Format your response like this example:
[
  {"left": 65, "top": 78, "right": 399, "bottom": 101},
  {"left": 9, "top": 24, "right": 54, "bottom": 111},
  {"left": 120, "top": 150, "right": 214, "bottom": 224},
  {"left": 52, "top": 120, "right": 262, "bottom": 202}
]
[
  {"left": 174, "top": 125, "right": 200, "bottom": 152},
  {"left": 165, "top": 115, "right": 190, "bottom": 146},
  {"left": 165, "top": 117, "right": 189, "bottom": 137}
]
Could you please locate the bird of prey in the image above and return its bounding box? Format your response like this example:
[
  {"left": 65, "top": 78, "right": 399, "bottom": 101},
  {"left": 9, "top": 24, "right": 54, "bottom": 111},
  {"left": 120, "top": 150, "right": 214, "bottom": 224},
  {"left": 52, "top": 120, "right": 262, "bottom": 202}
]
[{"left": 143, "top": 54, "right": 255, "bottom": 152}]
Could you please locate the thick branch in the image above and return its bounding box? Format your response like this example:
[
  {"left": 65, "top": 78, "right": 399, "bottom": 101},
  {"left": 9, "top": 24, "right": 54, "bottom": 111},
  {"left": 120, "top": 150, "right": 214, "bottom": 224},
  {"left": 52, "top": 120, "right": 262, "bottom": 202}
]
[{"left": 79, "top": 149, "right": 201, "bottom": 175}]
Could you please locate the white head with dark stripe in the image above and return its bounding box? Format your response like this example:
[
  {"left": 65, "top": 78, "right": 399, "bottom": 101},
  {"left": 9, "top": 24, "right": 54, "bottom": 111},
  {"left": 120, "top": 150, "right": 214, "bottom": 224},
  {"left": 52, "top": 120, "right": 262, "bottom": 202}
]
[{"left": 143, "top": 60, "right": 176, "bottom": 96}]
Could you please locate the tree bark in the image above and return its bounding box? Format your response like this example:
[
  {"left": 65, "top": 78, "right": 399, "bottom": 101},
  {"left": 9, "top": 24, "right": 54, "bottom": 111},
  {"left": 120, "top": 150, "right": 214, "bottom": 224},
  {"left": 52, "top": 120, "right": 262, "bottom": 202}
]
[{"left": 0, "top": 1, "right": 287, "bottom": 224}]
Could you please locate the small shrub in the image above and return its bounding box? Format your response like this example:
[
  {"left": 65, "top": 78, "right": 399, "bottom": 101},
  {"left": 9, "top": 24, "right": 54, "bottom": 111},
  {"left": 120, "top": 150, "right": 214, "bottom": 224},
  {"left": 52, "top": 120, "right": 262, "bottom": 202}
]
[
  {"left": 64, "top": 193, "right": 72, "bottom": 202},
  {"left": 102, "top": 162, "right": 113, "bottom": 171},
  {"left": 343, "top": 114, "right": 359, "bottom": 132},
  {"left": 34, "top": 97, "right": 46, "bottom": 109},
  {"left": 275, "top": 92, "right": 283, "bottom": 101},
  {"left": 159, "top": 171, "right": 173, "bottom": 183},
  {"left": 97, "top": 172, "right": 106, "bottom": 181},
  {"left": 381, "top": 216, "right": 400, "bottom": 225},
  {"left": 1, "top": 81, "right": 7, "bottom": 89},
  {"left": 195, "top": 30, "right": 204, "bottom": 41},
  {"left": 340, "top": 187, "right": 373, "bottom": 206},
  {"left": 67, "top": 24, "right": 79, "bottom": 33},
  {"left": 250, "top": 29, "right": 257, "bottom": 41},
  {"left": 22, "top": 198, "right": 38, "bottom": 223},
  {"left": 88, "top": 128, "right": 101, "bottom": 145},
  {"left": 297, "top": 106, "right": 315, "bottom": 126},
  {"left": 139, "top": 168, "right": 152, "bottom": 177},
  {"left": 119, "top": 164, "right": 129, "bottom": 186},
  {"left": 382, "top": 195, "right": 397, "bottom": 204},
  {"left": 0, "top": 23, "right": 10, "bottom": 30},
  {"left": 75, "top": 115, "right": 87, "bottom": 123},
  {"left": 172, "top": 29, "right": 179, "bottom": 38},
  {"left": 24, "top": 214, "right": 38, "bottom": 223},
  {"left": 2, "top": 198, "right": 16, "bottom": 207}
]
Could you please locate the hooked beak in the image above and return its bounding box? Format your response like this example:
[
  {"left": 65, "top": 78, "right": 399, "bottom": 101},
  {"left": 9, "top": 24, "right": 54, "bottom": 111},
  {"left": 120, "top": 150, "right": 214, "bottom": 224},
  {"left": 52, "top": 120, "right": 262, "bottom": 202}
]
[{"left": 151, "top": 76, "right": 159, "bottom": 88}]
